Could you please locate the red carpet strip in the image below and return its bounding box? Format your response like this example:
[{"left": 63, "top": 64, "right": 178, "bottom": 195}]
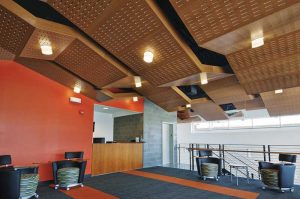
[
  {"left": 61, "top": 186, "right": 119, "bottom": 199},
  {"left": 124, "top": 170, "right": 259, "bottom": 199}
]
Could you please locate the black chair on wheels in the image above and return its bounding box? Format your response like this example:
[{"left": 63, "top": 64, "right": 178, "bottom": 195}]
[
  {"left": 259, "top": 154, "right": 297, "bottom": 193},
  {"left": 52, "top": 151, "right": 86, "bottom": 190},
  {"left": 0, "top": 155, "right": 39, "bottom": 199},
  {"left": 196, "top": 150, "right": 222, "bottom": 181}
]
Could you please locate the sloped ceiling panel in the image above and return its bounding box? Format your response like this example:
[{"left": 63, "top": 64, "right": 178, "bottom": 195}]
[
  {"left": 227, "top": 30, "right": 300, "bottom": 94},
  {"left": 200, "top": 76, "right": 252, "bottom": 104},
  {"left": 47, "top": 0, "right": 201, "bottom": 86},
  {"left": 20, "top": 29, "right": 75, "bottom": 60},
  {"left": 0, "top": 4, "right": 34, "bottom": 56},
  {"left": 55, "top": 39, "right": 127, "bottom": 88},
  {"left": 170, "top": 0, "right": 299, "bottom": 45},
  {"left": 261, "top": 87, "right": 300, "bottom": 116},
  {"left": 136, "top": 82, "right": 188, "bottom": 112},
  {"left": 191, "top": 100, "right": 228, "bottom": 121},
  {"left": 15, "top": 57, "right": 97, "bottom": 100},
  {"left": 234, "top": 97, "right": 265, "bottom": 110}
]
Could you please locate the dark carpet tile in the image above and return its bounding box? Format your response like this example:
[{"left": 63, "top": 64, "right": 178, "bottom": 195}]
[
  {"left": 36, "top": 185, "right": 71, "bottom": 199},
  {"left": 140, "top": 166, "right": 300, "bottom": 199},
  {"left": 85, "top": 172, "right": 235, "bottom": 199}
]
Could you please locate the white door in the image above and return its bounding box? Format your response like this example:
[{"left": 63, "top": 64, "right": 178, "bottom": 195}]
[{"left": 162, "top": 123, "right": 173, "bottom": 165}]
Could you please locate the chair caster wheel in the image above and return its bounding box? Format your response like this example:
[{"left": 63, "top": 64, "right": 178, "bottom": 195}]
[
  {"left": 290, "top": 188, "right": 294, "bottom": 192},
  {"left": 66, "top": 187, "right": 70, "bottom": 191},
  {"left": 262, "top": 187, "right": 266, "bottom": 190},
  {"left": 203, "top": 177, "right": 206, "bottom": 181},
  {"left": 80, "top": 184, "right": 84, "bottom": 187},
  {"left": 280, "top": 190, "right": 285, "bottom": 193},
  {"left": 35, "top": 194, "right": 39, "bottom": 198},
  {"left": 54, "top": 186, "right": 58, "bottom": 190}
]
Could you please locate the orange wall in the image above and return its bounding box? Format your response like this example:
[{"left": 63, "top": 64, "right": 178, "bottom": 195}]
[{"left": 0, "top": 61, "right": 95, "bottom": 181}]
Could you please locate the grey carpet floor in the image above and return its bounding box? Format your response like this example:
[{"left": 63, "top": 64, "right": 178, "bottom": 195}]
[{"left": 35, "top": 166, "right": 300, "bottom": 199}]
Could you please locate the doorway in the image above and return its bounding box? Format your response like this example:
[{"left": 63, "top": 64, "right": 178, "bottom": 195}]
[{"left": 162, "top": 122, "right": 175, "bottom": 165}]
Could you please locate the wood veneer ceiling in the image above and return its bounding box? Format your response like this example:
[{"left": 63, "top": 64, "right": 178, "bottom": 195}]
[
  {"left": 170, "top": 0, "right": 299, "bottom": 46},
  {"left": 228, "top": 29, "right": 300, "bottom": 94},
  {"left": 47, "top": 0, "right": 224, "bottom": 86},
  {"left": 136, "top": 82, "right": 189, "bottom": 112},
  {"left": 191, "top": 100, "right": 228, "bottom": 121},
  {"left": 0, "top": 47, "right": 15, "bottom": 60},
  {"left": 200, "top": 76, "right": 252, "bottom": 105},
  {"left": 15, "top": 57, "right": 97, "bottom": 100},
  {"left": 0, "top": 4, "right": 34, "bottom": 56},
  {"left": 234, "top": 97, "right": 266, "bottom": 111},
  {"left": 20, "top": 29, "right": 75, "bottom": 60},
  {"left": 55, "top": 39, "right": 127, "bottom": 88},
  {"left": 261, "top": 87, "right": 300, "bottom": 116}
]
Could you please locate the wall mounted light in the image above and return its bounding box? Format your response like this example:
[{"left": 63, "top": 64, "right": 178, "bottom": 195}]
[
  {"left": 103, "top": 107, "right": 109, "bottom": 110},
  {"left": 143, "top": 51, "right": 154, "bottom": 63},
  {"left": 134, "top": 76, "right": 142, "bottom": 88},
  {"left": 133, "top": 96, "right": 138, "bottom": 102},
  {"left": 40, "top": 43, "right": 53, "bottom": 55},
  {"left": 200, "top": 72, "right": 208, "bottom": 85},
  {"left": 73, "top": 86, "right": 81, "bottom": 94},
  {"left": 69, "top": 97, "right": 81, "bottom": 104},
  {"left": 275, "top": 89, "right": 283, "bottom": 94},
  {"left": 186, "top": 104, "right": 191, "bottom": 108}
]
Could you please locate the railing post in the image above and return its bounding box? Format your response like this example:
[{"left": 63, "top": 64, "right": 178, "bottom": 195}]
[
  {"left": 178, "top": 144, "right": 181, "bottom": 167},
  {"left": 222, "top": 144, "right": 225, "bottom": 175},
  {"left": 263, "top": 145, "right": 266, "bottom": 162},
  {"left": 219, "top": 144, "right": 222, "bottom": 158},
  {"left": 206, "top": 144, "right": 209, "bottom": 149},
  {"left": 268, "top": 145, "right": 271, "bottom": 162},
  {"left": 189, "top": 144, "right": 192, "bottom": 171},
  {"left": 192, "top": 144, "right": 194, "bottom": 171}
]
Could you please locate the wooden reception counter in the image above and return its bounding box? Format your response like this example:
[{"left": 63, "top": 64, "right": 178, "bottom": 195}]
[{"left": 92, "top": 143, "right": 143, "bottom": 176}]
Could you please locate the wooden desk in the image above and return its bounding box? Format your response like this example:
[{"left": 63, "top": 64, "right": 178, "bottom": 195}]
[{"left": 92, "top": 143, "right": 143, "bottom": 176}]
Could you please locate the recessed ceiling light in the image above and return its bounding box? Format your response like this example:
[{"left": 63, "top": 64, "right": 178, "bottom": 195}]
[
  {"left": 134, "top": 76, "right": 142, "bottom": 88},
  {"left": 40, "top": 43, "right": 53, "bottom": 55},
  {"left": 73, "top": 86, "right": 81, "bottom": 94},
  {"left": 186, "top": 104, "right": 191, "bottom": 108},
  {"left": 200, "top": 72, "right": 208, "bottom": 85},
  {"left": 133, "top": 96, "right": 138, "bottom": 102},
  {"left": 275, "top": 89, "right": 283, "bottom": 94},
  {"left": 251, "top": 37, "right": 264, "bottom": 48},
  {"left": 103, "top": 107, "right": 109, "bottom": 110},
  {"left": 143, "top": 51, "right": 154, "bottom": 63}
]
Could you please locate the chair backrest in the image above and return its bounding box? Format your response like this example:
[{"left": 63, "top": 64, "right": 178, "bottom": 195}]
[
  {"left": 279, "top": 154, "right": 297, "bottom": 163},
  {"left": 0, "top": 155, "right": 12, "bottom": 166},
  {"left": 0, "top": 167, "right": 20, "bottom": 199},
  {"left": 198, "top": 150, "right": 212, "bottom": 157},
  {"left": 65, "top": 151, "right": 84, "bottom": 159}
]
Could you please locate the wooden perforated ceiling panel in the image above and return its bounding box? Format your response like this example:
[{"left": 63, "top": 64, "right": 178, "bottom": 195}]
[
  {"left": 0, "top": 5, "right": 34, "bottom": 55},
  {"left": 15, "top": 57, "right": 97, "bottom": 100},
  {"left": 55, "top": 39, "right": 127, "bottom": 88},
  {"left": 20, "top": 29, "right": 75, "bottom": 60},
  {"left": 170, "top": 0, "right": 299, "bottom": 45},
  {"left": 0, "top": 47, "right": 15, "bottom": 60},
  {"left": 228, "top": 30, "right": 300, "bottom": 94},
  {"left": 261, "top": 87, "right": 300, "bottom": 116},
  {"left": 191, "top": 101, "right": 228, "bottom": 121},
  {"left": 47, "top": 0, "right": 201, "bottom": 86},
  {"left": 136, "top": 82, "right": 188, "bottom": 112},
  {"left": 200, "top": 76, "right": 252, "bottom": 105},
  {"left": 234, "top": 97, "right": 265, "bottom": 110}
]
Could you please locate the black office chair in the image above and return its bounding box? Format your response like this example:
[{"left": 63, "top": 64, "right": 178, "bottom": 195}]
[
  {"left": 0, "top": 166, "right": 21, "bottom": 199},
  {"left": 0, "top": 155, "right": 12, "bottom": 166},
  {"left": 53, "top": 152, "right": 86, "bottom": 190},
  {"left": 196, "top": 150, "right": 222, "bottom": 181},
  {"left": 65, "top": 151, "right": 84, "bottom": 159}
]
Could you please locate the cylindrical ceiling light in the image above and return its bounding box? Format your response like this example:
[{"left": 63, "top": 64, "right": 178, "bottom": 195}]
[
  {"left": 143, "top": 51, "right": 154, "bottom": 63},
  {"left": 200, "top": 72, "right": 208, "bottom": 85},
  {"left": 40, "top": 43, "right": 53, "bottom": 55},
  {"left": 134, "top": 76, "right": 142, "bottom": 88}
]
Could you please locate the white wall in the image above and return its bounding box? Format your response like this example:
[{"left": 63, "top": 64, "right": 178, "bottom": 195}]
[
  {"left": 93, "top": 112, "right": 114, "bottom": 142},
  {"left": 177, "top": 123, "right": 300, "bottom": 145}
]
